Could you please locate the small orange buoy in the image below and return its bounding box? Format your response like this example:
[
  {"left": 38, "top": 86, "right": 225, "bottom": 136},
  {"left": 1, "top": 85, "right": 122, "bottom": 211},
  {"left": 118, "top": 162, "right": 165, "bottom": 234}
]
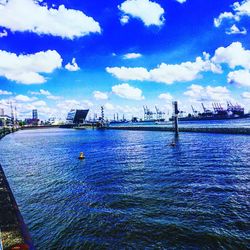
[{"left": 78, "top": 152, "right": 85, "bottom": 159}]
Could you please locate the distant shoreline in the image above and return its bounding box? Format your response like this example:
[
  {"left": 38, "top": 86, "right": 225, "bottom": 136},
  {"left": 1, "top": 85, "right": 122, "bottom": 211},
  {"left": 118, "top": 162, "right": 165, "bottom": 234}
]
[{"left": 8, "top": 125, "right": 250, "bottom": 135}]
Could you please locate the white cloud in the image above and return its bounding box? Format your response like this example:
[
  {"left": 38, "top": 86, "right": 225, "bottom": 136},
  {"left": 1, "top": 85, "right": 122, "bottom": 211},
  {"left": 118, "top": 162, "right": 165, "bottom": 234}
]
[
  {"left": 120, "top": 15, "right": 130, "bottom": 24},
  {"left": 233, "top": 0, "right": 250, "bottom": 16},
  {"left": 0, "top": 29, "right": 7, "bottom": 37},
  {"left": 46, "top": 95, "right": 61, "bottom": 100},
  {"left": 227, "top": 69, "right": 250, "bottom": 87},
  {"left": 158, "top": 93, "right": 173, "bottom": 101},
  {"left": 39, "top": 89, "right": 51, "bottom": 95},
  {"left": 32, "top": 100, "right": 47, "bottom": 107},
  {"left": 65, "top": 58, "right": 80, "bottom": 71},
  {"left": 93, "top": 91, "right": 108, "bottom": 100},
  {"left": 106, "top": 67, "right": 150, "bottom": 81},
  {"left": 118, "top": 0, "right": 165, "bottom": 26},
  {"left": 0, "top": 0, "right": 101, "bottom": 39},
  {"left": 149, "top": 53, "right": 221, "bottom": 84},
  {"left": 242, "top": 91, "right": 250, "bottom": 99},
  {"left": 30, "top": 89, "right": 51, "bottom": 96},
  {"left": 0, "top": 96, "right": 57, "bottom": 119},
  {"left": 56, "top": 99, "right": 93, "bottom": 110},
  {"left": 30, "top": 89, "right": 61, "bottom": 100},
  {"left": 214, "top": 12, "right": 236, "bottom": 28},
  {"left": 55, "top": 99, "right": 93, "bottom": 119},
  {"left": 214, "top": 0, "right": 250, "bottom": 33},
  {"left": 176, "top": 0, "right": 187, "bottom": 3},
  {"left": 15, "top": 94, "right": 37, "bottom": 102},
  {"left": 212, "top": 42, "right": 250, "bottom": 69},
  {"left": 0, "top": 49, "right": 62, "bottom": 84},
  {"left": 0, "top": 89, "right": 12, "bottom": 95},
  {"left": 123, "top": 53, "right": 142, "bottom": 59},
  {"left": 107, "top": 52, "right": 221, "bottom": 84},
  {"left": 226, "top": 24, "right": 247, "bottom": 35},
  {"left": 112, "top": 83, "right": 145, "bottom": 100},
  {"left": 82, "top": 100, "right": 93, "bottom": 108},
  {"left": 104, "top": 102, "right": 115, "bottom": 110},
  {"left": 184, "top": 84, "right": 230, "bottom": 102}
]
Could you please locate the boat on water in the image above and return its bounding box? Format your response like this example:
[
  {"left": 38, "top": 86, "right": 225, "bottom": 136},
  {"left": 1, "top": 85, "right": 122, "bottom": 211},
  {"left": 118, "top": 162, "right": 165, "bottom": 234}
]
[{"left": 170, "top": 102, "right": 250, "bottom": 121}]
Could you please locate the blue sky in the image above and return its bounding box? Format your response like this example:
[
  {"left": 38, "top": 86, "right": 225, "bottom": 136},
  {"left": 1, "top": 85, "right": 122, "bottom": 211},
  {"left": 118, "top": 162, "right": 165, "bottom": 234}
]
[{"left": 1, "top": 0, "right": 250, "bottom": 120}]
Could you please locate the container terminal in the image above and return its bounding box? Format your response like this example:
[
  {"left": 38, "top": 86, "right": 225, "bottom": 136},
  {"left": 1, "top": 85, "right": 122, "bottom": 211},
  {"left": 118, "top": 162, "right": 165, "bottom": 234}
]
[{"left": 170, "top": 102, "right": 250, "bottom": 121}]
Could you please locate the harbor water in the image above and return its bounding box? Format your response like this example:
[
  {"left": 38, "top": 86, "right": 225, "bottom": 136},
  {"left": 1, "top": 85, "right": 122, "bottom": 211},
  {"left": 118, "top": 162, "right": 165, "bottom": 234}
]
[
  {"left": 110, "top": 118, "right": 250, "bottom": 128},
  {"left": 0, "top": 128, "right": 249, "bottom": 249}
]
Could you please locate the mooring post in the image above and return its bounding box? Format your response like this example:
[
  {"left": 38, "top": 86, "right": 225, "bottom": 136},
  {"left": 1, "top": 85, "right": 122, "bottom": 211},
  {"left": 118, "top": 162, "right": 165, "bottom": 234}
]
[
  {"left": 100, "top": 106, "right": 105, "bottom": 128},
  {"left": 173, "top": 101, "right": 179, "bottom": 135}
]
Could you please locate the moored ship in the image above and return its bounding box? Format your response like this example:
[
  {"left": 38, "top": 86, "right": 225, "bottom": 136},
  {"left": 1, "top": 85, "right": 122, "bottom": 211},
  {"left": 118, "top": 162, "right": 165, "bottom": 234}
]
[{"left": 170, "top": 102, "right": 250, "bottom": 121}]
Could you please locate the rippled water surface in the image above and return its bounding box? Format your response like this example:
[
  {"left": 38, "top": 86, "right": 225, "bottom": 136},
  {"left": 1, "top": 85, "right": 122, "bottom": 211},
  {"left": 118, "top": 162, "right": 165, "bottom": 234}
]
[{"left": 0, "top": 128, "right": 249, "bottom": 249}]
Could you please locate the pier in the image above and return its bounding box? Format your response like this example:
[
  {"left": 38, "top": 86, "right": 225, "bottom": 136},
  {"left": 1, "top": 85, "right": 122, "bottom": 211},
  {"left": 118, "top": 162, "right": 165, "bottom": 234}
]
[
  {"left": 107, "top": 126, "right": 250, "bottom": 135},
  {"left": 1, "top": 128, "right": 33, "bottom": 249}
]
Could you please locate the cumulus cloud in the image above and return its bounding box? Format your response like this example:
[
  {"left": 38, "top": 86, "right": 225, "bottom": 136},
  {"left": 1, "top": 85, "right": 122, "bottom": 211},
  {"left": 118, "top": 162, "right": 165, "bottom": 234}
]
[
  {"left": 149, "top": 54, "right": 221, "bottom": 84},
  {"left": 93, "top": 91, "right": 108, "bottom": 100},
  {"left": 0, "top": 29, "right": 7, "bottom": 37},
  {"left": 0, "top": 49, "right": 62, "bottom": 84},
  {"left": 0, "top": 89, "right": 12, "bottom": 95},
  {"left": 112, "top": 83, "right": 145, "bottom": 100},
  {"left": 107, "top": 67, "right": 150, "bottom": 81},
  {"left": 242, "top": 92, "right": 250, "bottom": 99},
  {"left": 107, "top": 52, "right": 221, "bottom": 84},
  {"left": 65, "top": 58, "right": 80, "bottom": 71},
  {"left": 226, "top": 24, "right": 247, "bottom": 35},
  {"left": 55, "top": 99, "right": 93, "bottom": 119},
  {"left": 118, "top": 0, "right": 165, "bottom": 26},
  {"left": 184, "top": 84, "right": 230, "bottom": 102},
  {"left": 233, "top": 0, "right": 250, "bottom": 16},
  {"left": 158, "top": 93, "right": 173, "bottom": 101},
  {"left": 212, "top": 42, "right": 250, "bottom": 69},
  {"left": 227, "top": 69, "right": 250, "bottom": 87},
  {"left": 214, "top": 12, "right": 236, "bottom": 28},
  {"left": 57, "top": 99, "right": 93, "bottom": 110},
  {"left": 214, "top": 0, "right": 250, "bottom": 33},
  {"left": 123, "top": 53, "right": 142, "bottom": 59},
  {"left": 0, "top": 0, "right": 101, "bottom": 39},
  {"left": 211, "top": 42, "right": 250, "bottom": 88},
  {"left": 15, "top": 94, "right": 37, "bottom": 102}
]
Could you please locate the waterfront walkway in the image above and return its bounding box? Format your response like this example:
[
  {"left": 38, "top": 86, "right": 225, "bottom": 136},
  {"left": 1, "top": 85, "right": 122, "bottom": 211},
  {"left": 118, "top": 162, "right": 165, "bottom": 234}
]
[
  {"left": 0, "top": 128, "right": 11, "bottom": 140},
  {"left": 0, "top": 164, "right": 34, "bottom": 249},
  {"left": 108, "top": 126, "right": 250, "bottom": 135}
]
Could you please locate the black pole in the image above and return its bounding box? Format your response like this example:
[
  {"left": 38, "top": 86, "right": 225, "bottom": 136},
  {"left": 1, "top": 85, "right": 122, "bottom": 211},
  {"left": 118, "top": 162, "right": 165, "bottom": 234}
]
[{"left": 173, "top": 101, "right": 179, "bottom": 135}]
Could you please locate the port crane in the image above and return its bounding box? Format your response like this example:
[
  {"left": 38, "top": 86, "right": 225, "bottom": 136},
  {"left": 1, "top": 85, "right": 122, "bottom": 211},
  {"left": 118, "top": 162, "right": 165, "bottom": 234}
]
[
  {"left": 155, "top": 106, "right": 165, "bottom": 120},
  {"left": 227, "top": 101, "right": 244, "bottom": 115},
  {"left": 143, "top": 106, "right": 155, "bottom": 120},
  {"left": 191, "top": 105, "right": 198, "bottom": 115},
  {"left": 201, "top": 103, "right": 213, "bottom": 115}
]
